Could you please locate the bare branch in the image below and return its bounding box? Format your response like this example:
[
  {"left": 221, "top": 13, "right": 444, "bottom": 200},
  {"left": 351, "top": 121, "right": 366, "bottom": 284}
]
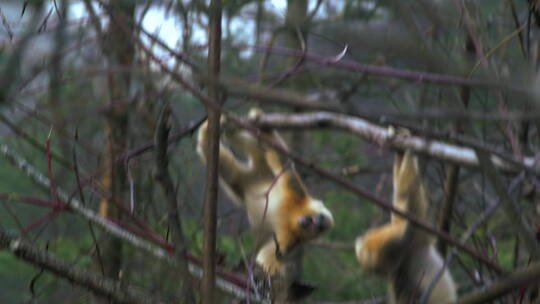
[
  {"left": 475, "top": 149, "right": 540, "bottom": 259},
  {"left": 0, "top": 113, "right": 72, "bottom": 169},
  {"left": 0, "top": 143, "right": 266, "bottom": 302},
  {"left": 0, "top": 1, "right": 45, "bottom": 105},
  {"left": 252, "top": 111, "right": 540, "bottom": 175},
  {"left": 0, "top": 143, "right": 171, "bottom": 260},
  {"left": 119, "top": 118, "right": 205, "bottom": 163},
  {"left": 219, "top": 78, "right": 341, "bottom": 112},
  {"left": 458, "top": 262, "right": 540, "bottom": 304},
  {"left": 0, "top": 230, "right": 164, "bottom": 304},
  {"left": 154, "top": 104, "right": 195, "bottom": 303},
  {"left": 237, "top": 43, "right": 528, "bottom": 93}
]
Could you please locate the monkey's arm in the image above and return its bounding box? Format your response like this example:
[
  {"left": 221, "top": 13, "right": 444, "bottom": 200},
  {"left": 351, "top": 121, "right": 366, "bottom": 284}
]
[
  {"left": 355, "top": 221, "right": 407, "bottom": 274},
  {"left": 256, "top": 228, "right": 304, "bottom": 276},
  {"left": 356, "top": 150, "right": 428, "bottom": 274},
  {"left": 256, "top": 240, "right": 285, "bottom": 275}
]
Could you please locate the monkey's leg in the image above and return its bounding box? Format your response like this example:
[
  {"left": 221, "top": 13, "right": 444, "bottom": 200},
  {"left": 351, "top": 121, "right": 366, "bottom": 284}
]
[
  {"left": 222, "top": 121, "right": 292, "bottom": 178},
  {"left": 197, "top": 120, "right": 251, "bottom": 201}
]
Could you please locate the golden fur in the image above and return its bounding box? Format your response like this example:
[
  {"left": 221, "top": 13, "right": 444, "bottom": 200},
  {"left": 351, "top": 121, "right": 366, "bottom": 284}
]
[
  {"left": 355, "top": 150, "right": 457, "bottom": 303},
  {"left": 197, "top": 108, "right": 334, "bottom": 275}
]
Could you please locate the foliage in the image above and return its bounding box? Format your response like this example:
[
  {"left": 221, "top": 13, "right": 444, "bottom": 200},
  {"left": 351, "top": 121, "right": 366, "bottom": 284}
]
[{"left": 0, "top": 0, "right": 539, "bottom": 303}]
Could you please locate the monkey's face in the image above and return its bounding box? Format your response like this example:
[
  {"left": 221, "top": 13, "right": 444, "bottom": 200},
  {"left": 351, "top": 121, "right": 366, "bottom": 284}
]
[{"left": 292, "top": 199, "right": 334, "bottom": 240}]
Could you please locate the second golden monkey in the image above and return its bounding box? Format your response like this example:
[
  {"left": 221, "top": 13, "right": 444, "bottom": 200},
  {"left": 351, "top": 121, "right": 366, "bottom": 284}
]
[{"left": 355, "top": 149, "right": 457, "bottom": 303}]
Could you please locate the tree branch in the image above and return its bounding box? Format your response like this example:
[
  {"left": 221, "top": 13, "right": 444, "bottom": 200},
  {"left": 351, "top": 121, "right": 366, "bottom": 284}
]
[
  {"left": 251, "top": 111, "right": 539, "bottom": 175},
  {"left": 458, "top": 262, "right": 540, "bottom": 304},
  {"left": 475, "top": 148, "right": 540, "bottom": 259},
  {"left": 0, "top": 229, "right": 164, "bottom": 304},
  {"left": 236, "top": 43, "right": 526, "bottom": 93},
  {"left": 0, "top": 143, "right": 266, "bottom": 302},
  {"left": 154, "top": 104, "right": 195, "bottom": 303}
]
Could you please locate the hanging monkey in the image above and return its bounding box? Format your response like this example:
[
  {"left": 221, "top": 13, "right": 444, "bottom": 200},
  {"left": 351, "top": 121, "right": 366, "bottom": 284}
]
[
  {"left": 197, "top": 108, "right": 334, "bottom": 275},
  {"left": 355, "top": 149, "right": 457, "bottom": 303}
]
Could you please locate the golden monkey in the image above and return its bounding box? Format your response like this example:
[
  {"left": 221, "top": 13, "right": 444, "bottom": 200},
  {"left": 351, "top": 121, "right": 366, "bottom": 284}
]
[
  {"left": 197, "top": 108, "right": 334, "bottom": 275},
  {"left": 355, "top": 150, "right": 457, "bottom": 303}
]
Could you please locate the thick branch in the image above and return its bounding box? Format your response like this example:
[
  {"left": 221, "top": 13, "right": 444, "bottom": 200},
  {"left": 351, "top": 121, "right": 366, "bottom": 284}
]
[
  {"left": 458, "top": 262, "right": 540, "bottom": 304},
  {"left": 0, "top": 230, "right": 163, "bottom": 304},
  {"left": 252, "top": 112, "right": 539, "bottom": 175}
]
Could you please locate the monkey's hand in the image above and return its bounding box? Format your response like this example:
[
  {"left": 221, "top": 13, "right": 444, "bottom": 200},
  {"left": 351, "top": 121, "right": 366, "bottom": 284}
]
[
  {"left": 256, "top": 241, "right": 286, "bottom": 276},
  {"left": 219, "top": 113, "right": 243, "bottom": 143},
  {"left": 355, "top": 235, "right": 382, "bottom": 273},
  {"left": 248, "top": 107, "right": 264, "bottom": 120}
]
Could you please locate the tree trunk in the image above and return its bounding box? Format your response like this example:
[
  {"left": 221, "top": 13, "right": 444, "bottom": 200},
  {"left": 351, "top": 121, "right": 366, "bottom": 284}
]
[
  {"left": 97, "top": 0, "right": 134, "bottom": 285},
  {"left": 202, "top": 0, "right": 222, "bottom": 303}
]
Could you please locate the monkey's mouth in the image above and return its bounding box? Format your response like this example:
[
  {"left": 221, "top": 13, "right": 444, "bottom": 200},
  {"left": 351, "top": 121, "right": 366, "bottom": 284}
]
[{"left": 316, "top": 219, "right": 331, "bottom": 233}]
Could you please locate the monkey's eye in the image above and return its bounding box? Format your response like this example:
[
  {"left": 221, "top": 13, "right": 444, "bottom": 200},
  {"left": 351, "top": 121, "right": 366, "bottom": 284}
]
[{"left": 299, "top": 215, "right": 314, "bottom": 229}]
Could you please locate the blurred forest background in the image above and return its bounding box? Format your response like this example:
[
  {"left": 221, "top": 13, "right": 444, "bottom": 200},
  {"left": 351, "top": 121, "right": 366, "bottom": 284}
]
[{"left": 0, "top": 0, "right": 540, "bottom": 303}]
